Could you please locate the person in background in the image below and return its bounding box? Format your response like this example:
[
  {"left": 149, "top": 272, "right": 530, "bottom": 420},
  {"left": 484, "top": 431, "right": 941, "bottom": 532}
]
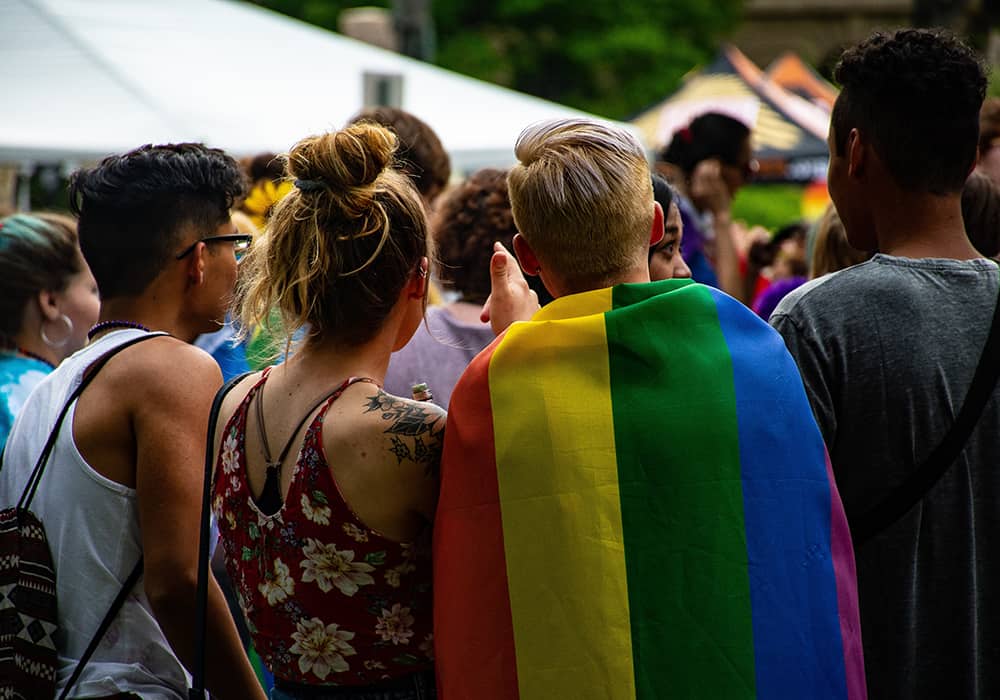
[
  {"left": 214, "top": 122, "right": 443, "bottom": 698},
  {"left": 961, "top": 170, "right": 1000, "bottom": 259},
  {"left": 749, "top": 222, "right": 809, "bottom": 320},
  {"left": 0, "top": 212, "right": 99, "bottom": 451},
  {"left": 351, "top": 107, "right": 453, "bottom": 310},
  {"left": 770, "top": 29, "right": 999, "bottom": 698},
  {"left": 657, "top": 112, "right": 758, "bottom": 300},
  {"left": 0, "top": 143, "right": 263, "bottom": 699},
  {"left": 350, "top": 107, "right": 451, "bottom": 210},
  {"left": 648, "top": 174, "right": 692, "bottom": 280},
  {"left": 809, "top": 203, "right": 871, "bottom": 279},
  {"left": 384, "top": 168, "right": 546, "bottom": 407},
  {"left": 975, "top": 97, "right": 1000, "bottom": 186},
  {"left": 195, "top": 210, "right": 259, "bottom": 380}
]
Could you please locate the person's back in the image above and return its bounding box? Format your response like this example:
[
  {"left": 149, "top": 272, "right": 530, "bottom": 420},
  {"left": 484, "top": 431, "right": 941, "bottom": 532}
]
[
  {"left": 213, "top": 123, "right": 443, "bottom": 698},
  {"left": 2, "top": 330, "right": 188, "bottom": 696},
  {"left": 771, "top": 29, "right": 998, "bottom": 699},
  {"left": 0, "top": 143, "right": 265, "bottom": 699},
  {"left": 773, "top": 256, "right": 999, "bottom": 697},
  {"left": 435, "top": 119, "right": 865, "bottom": 700}
]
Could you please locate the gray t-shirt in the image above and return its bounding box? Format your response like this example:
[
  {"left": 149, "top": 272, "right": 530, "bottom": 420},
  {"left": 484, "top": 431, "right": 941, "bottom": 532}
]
[{"left": 771, "top": 254, "right": 1000, "bottom": 699}]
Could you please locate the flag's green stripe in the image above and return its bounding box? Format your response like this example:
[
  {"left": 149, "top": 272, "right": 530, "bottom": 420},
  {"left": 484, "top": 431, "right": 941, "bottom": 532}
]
[{"left": 608, "top": 280, "right": 757, "bottom": 698}]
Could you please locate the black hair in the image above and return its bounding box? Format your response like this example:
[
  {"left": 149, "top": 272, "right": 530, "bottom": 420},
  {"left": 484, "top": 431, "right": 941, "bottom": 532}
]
[
  {"left": 658, "top": 113, "right": 751, "bottom": 175},
  {"left": 832, "top": 28, "right": 987, "bottom": 194},
  {"left": 651, "top": 173, "right": 676, "bottom": 214},
  {"left": 69, "top": 143, "right": 246, "bottom": 299}
]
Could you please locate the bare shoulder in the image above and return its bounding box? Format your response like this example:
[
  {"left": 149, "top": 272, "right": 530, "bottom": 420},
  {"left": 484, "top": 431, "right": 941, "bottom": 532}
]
[
  {"left": 98, "top": 337, "right": 221, "bottom": 421},
  {"left": 350, "top": 388, "right": 447, "bottom": 476}
]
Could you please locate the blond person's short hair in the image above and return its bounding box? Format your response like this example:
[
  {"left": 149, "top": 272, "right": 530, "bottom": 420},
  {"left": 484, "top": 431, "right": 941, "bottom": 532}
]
[{"left": 507, "top": 119, "right": 654, "bottom": 292}]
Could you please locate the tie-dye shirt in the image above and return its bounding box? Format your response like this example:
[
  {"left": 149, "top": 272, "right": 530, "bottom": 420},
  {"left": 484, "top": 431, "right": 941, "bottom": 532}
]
[{"left": 0, "top": 352, "right": 52, "bottom": 453}]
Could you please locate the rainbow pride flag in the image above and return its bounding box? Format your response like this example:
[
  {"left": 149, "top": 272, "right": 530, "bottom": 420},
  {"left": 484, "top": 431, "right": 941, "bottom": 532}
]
[{"left": 434, "top": 279, "right": 865, "bottom": 699}]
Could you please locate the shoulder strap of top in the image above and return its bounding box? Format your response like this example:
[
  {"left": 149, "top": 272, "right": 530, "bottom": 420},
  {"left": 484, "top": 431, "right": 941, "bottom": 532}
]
[{"left": 256, "top": 375, "right": 381, "bottom": 471}]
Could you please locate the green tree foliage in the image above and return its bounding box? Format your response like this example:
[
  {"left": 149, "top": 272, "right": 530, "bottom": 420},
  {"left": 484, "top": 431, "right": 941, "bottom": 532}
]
[{"left": 247, "top": 0, "right": 743, "bottom": 119}]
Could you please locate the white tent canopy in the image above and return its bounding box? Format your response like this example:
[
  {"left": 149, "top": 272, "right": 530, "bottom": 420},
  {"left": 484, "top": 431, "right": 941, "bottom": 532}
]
[{"left": 2, "top": 0, "right": 614, "bottom": 173}]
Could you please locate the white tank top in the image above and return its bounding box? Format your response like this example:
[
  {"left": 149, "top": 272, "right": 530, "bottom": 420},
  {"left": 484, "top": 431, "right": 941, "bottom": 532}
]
[{"left": 0, "top": 330, "right": 188, "bottom": 699}]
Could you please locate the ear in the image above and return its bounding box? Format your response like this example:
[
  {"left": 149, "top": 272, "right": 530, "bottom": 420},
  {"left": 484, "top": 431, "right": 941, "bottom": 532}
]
[
  {"left": 36, "top": 289, "right": 61, "bottom": 322},
  {"left": 406, "top": 256, "right": 429, "bottom": 300},
  {"left": 649, "top": 201, "right": 664, "bottom": 248},
  {"left": 512, "top": 233, "right": 541, "bottom": 276},
  {"left": 184, "top": 242, "right": 207, "bottom": 288},
  {"left": 847, "top": 128, "right": 867, "bottom": 179}
]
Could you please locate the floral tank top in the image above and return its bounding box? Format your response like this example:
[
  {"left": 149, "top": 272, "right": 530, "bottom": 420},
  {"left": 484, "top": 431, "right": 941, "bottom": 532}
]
[{"left": 213, "top": 371, "right": 434, "bottom": 685}]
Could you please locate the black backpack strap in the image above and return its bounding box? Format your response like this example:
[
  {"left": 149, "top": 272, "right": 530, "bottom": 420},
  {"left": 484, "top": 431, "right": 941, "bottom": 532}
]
[
  {"left": 17, "top": 332, "right": 169, "bottom": 512},
  {"left": 190, "top": 371, "right": 254, "bottom": 699},
  {"left": 58, "top": 557, "right": 144, "bottom": 700},
  {"left": 853, "top": 286, "right": 1000, "bottom": 545}
]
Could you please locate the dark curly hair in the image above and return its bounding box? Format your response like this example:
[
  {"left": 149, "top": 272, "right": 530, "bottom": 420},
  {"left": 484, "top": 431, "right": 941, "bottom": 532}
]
[
  {"left": 658, "top": 113, "right": 750, "bottom": 175},
  {"left": 350, "top": 107, "right": 451, "bottom": 202},
  {"left": 69, "top": 143, "right": 246, "bottom": 299},
  {"left": 832, "top": 28, "right": 987, "bottom": 194},
  {"left": 433, "top": 169, "right": 516, "bottom": 305}
]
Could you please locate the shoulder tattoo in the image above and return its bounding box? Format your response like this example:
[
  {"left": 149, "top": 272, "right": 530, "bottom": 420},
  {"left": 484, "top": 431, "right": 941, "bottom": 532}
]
[{"left": 364, "top": 392, "right": 445, "bottom": 476}]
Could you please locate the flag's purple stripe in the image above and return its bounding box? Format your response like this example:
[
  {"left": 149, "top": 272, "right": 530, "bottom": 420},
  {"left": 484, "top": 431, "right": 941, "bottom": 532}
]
[{"left": 822, "top": 451, "right": 867, "bottom": 700}]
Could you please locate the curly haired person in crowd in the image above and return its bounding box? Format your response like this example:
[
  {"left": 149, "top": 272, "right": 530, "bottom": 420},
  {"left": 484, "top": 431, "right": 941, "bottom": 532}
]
[{"left": 771, "top": 29, "right": 1000, "bottom": 699}]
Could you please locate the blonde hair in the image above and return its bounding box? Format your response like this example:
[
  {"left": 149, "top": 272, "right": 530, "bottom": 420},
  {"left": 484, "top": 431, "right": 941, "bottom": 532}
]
[
  {"left": 507, "top": 119, "right": 654, "bottom": 292},
  {"left": 234, "top": 122, "right": 427, "bottom": 346},
  {"left": 810, "top": 204, "right": 870, "bottom": 278}
]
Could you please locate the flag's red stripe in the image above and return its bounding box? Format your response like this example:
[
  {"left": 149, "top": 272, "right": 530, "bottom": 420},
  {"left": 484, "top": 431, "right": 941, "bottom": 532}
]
[{"left": 433, "top": 338, "right": 519, "bottom": 699}]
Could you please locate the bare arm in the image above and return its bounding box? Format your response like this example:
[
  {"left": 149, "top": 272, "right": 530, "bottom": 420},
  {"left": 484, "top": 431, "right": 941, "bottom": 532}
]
[
  {"left": 691, "top": 159, "right": 747, "bottom": 302},
  {"left": 132, "top": 344, "right": 265, "bottom": 700}
]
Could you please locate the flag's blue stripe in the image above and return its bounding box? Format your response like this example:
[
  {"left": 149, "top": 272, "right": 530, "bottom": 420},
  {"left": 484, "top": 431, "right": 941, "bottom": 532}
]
[{"left": 710, "top": 288, "right": 849, "bottom": 699}]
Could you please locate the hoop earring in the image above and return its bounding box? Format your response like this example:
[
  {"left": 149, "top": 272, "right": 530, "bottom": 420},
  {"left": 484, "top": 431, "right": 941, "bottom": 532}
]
[{"left": 41, "top": 314, "right": 74, "bottom": 348}]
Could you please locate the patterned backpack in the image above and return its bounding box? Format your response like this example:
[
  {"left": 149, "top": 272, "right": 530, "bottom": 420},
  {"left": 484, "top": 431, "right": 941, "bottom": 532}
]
[{"left": 0, "top": 334, "right": 160, "bottom": 699}]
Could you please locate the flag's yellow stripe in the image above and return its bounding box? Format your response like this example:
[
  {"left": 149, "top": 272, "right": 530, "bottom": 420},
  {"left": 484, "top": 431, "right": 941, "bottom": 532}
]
[{"left": 489, "top": 287, "right": 635, "bottom": 700}]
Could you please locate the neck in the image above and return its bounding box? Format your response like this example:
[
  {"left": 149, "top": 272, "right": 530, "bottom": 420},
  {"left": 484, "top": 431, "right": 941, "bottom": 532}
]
[
  {"left": 872, "top": 189, "right": 980, "bottom": 260},
  {"left": 9, "top": 328, "right": 58, "bottom": 367},
  {"left": 275, "top": 331, "right": 395, "bottom": 389},
  {"left": 96, "top": 296, "right": 214, "bottom": 343},
  {"left": 446, "top": 300, "right": 487, "bottom": 324},
  {"left": 549, "top": 261, "right": 650, "bottom": 298}
]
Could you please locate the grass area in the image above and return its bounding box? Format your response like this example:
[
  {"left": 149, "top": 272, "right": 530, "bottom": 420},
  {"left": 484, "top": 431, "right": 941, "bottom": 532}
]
[{"left": 731, "top": 184, "right": 806, "bottom": 232}]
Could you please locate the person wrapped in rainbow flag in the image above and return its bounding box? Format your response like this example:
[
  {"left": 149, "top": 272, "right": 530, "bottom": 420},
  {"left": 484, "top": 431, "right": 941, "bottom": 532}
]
[{"left": 433, "top": 119, "right": 866, "bottom": 700}]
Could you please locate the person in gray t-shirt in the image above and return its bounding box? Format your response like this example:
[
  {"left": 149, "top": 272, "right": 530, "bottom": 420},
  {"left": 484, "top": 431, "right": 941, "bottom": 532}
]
[{"left": 771, "top": 29, "right": 1000, "bottom": 700}]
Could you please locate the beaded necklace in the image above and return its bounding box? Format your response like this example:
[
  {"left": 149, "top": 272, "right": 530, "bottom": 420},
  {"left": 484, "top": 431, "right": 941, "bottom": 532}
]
[
  {"left": 87, "top": 320, "right": 152, "bottom": 340},
  {"left": 0, "top": 339, "right": 55, "bottom": 369}
]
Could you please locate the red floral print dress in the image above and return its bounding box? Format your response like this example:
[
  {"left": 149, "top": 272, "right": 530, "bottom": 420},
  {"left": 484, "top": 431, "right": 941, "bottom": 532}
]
[{"left": 213, "top": 372, "right": 434, "bottom": 685}]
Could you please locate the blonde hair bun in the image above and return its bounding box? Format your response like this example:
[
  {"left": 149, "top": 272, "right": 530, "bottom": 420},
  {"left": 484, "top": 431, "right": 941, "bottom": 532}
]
[{"left": 288, "top": 122, "right": 398, "bottom": 191}]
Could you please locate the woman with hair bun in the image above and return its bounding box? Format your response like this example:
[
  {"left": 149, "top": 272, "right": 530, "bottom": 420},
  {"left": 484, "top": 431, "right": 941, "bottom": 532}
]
[
  {"left": 212, "top": 122, "right": 442, "bottom": 698},
  {"left": 0, "top": 213, "right": 99, "bottom": 450}
]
